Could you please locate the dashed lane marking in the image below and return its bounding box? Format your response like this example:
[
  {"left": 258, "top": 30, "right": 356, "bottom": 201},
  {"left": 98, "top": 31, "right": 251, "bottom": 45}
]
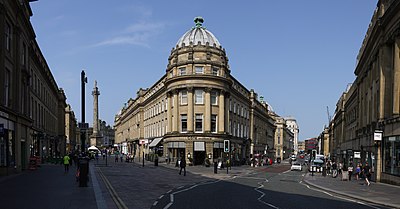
[
  {"left": 159, "top": 195, "right": 164, "bottom": 199},
  {"left": 153, "top": 201, "right": 158, "bottom": 206}
]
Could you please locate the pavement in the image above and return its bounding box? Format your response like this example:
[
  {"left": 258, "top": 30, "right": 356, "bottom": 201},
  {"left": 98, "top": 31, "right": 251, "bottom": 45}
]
[
  {"left": 1, "top": 158, "right": 400, "bottom": 209},
  {"left": 303, "top": 171, "right": 400, "bottom": 209}
]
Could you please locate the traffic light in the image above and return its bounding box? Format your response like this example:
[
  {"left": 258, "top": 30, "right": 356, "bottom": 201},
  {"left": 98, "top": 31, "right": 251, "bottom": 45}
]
[{"left": 224, "top": 140, "right": 230, "bottom": 153}]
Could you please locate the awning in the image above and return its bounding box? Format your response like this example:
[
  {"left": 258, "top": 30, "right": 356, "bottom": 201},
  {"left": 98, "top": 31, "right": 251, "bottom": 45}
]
[{"left": 149, "top": 137, "right": 163, "bottom": 147}]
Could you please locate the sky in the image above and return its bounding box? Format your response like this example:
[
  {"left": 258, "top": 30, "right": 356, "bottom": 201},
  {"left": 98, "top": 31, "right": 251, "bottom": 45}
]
[{"left": 29, "top": 0, "right": 377, "bottom": 141}]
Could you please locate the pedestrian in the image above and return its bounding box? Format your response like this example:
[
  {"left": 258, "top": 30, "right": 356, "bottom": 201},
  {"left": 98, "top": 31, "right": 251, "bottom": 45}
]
[
  {"left": 95, "top": 152, "right": 99, "bottom": 164},
  {"left": 348, "top": 163, "right": 354, "bottom": 181},
  {"left": 179, "top": 156, "right": 186, "bottom": 176},
  {"left": 63, "top": 154, "right": 70, "bottom": 173},
  {"left": 120, "top": 154, "right": 123, "bottom": 162},
  {"left": 363, "top": 162, "right": 371, "bottom": 186},
  {"left": 115, "top": 152, "right": 119, "bottom": 162},
  {"left": 68, "top": 152, "right": 73, "bottom": 166},
  {"left": 338, "top": 162, "right": 343, "bottom": 175},
  {"left": 355, "top": 163, "right": 361, "bottom": 180}
]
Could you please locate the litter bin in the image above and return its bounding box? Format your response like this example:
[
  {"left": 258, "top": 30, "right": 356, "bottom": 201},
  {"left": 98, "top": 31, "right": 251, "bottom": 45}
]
[
  {"left": 78, "top": 157, "right": 89, "bottom": 187},
  {"left": 154, "top": 156, "right": 158, "bottom": 166}
]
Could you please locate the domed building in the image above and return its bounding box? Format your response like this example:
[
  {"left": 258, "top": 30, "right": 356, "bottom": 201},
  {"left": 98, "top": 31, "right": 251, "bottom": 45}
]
[{"left": 114, "top": 17, "right": 276, "bottom": 166}]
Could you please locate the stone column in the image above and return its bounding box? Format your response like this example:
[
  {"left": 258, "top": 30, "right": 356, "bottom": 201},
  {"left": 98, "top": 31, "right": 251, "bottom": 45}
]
[
  {"left": 187, "top": 87, "right": 194, "bottom": 132},
  {"left": 204, "top": 88, "right": 211, "bottom": 132},
  {"left": 225, "top": 94, "right": 230, "bottom": 133},
  {"left": 393, "top": 38, "right": 400, "bottom": 115},
  {"left": 218, "top": 90, "right": 225, "bottom": 133},
  {"left": 167, "top": 92, "right": 172, "bottom": 133},
  {"left": 173, "top": 90, "right": 179, "bottom": 132}
]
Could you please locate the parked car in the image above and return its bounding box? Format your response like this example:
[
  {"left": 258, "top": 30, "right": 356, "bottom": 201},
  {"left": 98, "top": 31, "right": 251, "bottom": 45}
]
[{"left": 291, "top": 162, "right": 302, "bottom": 171}]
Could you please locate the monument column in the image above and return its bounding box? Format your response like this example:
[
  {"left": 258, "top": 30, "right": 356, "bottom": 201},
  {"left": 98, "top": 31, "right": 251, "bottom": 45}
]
[{"left": 90, "top": 80, "right": 103, "bottom": 146}]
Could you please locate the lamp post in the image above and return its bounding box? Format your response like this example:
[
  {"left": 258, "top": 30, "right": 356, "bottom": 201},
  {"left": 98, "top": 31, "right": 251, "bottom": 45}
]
[{"left": 80, "top": 70, "right": 88, "bottom": 153}]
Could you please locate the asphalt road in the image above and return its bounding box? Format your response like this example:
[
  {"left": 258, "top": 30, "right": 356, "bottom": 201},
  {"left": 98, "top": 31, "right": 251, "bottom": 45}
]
[{"left": 152, "top": 164, "right": 390, "bottom": 209}]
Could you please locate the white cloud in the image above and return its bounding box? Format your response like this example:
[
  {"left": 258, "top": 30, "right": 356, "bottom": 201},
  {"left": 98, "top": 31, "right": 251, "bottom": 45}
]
[{"left": 93, "top": 21, "right": 165, "bottom": 48}]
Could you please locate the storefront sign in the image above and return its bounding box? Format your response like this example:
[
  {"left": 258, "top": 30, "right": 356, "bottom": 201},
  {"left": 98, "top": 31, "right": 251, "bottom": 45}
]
[
  {"left": 374, "top": 131, "right": 382, "bottom": 141},
  {"left": 389, "top": 136, "right": 396, "bottom": 142},
  {"left": 354, "top": 151, "right": 361, "bottom": 159}
]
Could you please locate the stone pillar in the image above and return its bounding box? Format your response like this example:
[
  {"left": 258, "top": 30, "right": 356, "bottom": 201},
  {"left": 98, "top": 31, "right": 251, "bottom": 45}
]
[
  {"left": 206, "top": 141, "right": 213, "bottom": 159},
  {"left": 167, "top": 92, "right": 172, "bottom": 133},
  {"left": 218, "top": 90, "right": 225, "bottom": 133},
  {"left": 92, "top": 81, "right": 100, "bottom": 136},
  {"left": 187, "top": 87, "right": 194, "bottom": 132},
  {"left": 225, "top": 95, "right": 230, "bottom": 133},
  {"left": 376, "top": 142, "right": 382, "bottom": 182},
  {"left": 393, "top": 38, "right": 400, "bottom": 115},
  {"left": 173, "top": 90, "right": 179, "bottom": 132},
  {"left": 204, "top": 88, "right": 211, "bottom": 132}
]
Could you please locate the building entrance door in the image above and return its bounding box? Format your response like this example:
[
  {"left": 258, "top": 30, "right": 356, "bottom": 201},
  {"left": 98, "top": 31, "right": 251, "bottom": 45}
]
[
  {"left": 194, "top": 151, "right": 205, "bottom": 165},
  {"left": 194, "top": 141, "right": 205, "bottom": 165}
]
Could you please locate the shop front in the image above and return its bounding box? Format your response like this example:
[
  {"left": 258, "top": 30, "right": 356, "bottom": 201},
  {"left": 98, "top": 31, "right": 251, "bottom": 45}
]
[{"left": 382, "top": 135, "right": 400, "bottom": 184}]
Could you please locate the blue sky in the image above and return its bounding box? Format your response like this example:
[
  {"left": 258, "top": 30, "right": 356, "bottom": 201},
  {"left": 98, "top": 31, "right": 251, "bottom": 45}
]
[{"left": 30, "top": 1, "right": 377, "bottom": 141}]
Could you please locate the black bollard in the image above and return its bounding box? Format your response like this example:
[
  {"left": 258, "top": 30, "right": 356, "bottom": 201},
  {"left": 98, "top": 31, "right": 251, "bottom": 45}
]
[{"left": 214, "top": 162, "right": 218, "bottom": 174}]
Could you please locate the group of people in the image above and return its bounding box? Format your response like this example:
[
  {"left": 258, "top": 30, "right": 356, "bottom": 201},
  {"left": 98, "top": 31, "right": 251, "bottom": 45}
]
[{"left": 324, "top": 160, "right": 372, "bottom": 186}]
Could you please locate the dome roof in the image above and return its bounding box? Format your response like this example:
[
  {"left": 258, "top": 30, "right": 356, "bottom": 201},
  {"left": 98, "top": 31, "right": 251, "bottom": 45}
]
[{"left": 176, "top": 17, "right": 221, "bottom": 48}]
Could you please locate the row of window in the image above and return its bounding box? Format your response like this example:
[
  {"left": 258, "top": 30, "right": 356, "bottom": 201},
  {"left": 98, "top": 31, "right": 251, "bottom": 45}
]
[
  {"left": 229, "top": 100, "right": 249, "bottom": 119},
  {"left": 180, "top": 114, "right": 217, "bottom": 133},
  {"left": 180, "top": 89, "right": 219, "bottom": 105},
  {"left": 170, "top": 66, "right": 220, "bottom": 77},
  {"left": 228, "top": 120, "right": 249, "bottom": 138},
  {"left": 144, "top": 99, "right": 167, "bottom": 120},
  {"left": 144, "top": 120, "right": 166, "bottom": 138}
]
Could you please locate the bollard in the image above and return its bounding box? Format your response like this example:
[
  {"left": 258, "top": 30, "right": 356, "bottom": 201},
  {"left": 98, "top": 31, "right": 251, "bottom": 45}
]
[{"left": 214, "top": 162, "right": 218, "bottom": 174}]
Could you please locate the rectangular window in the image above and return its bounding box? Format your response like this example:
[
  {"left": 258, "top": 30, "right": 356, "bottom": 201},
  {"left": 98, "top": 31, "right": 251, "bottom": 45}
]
[
  {"left": 195, "top": 114, "right": 203, "bottom": 132},
  {"left": 5, "top": 23, "right": 11, "bottom": 51},
  {"left": 179, "top": 67, "right": 186, "bottom": 75},
  {"left": 212, "top": 67, "right": 219, "bottom": 76},
  {"left": 181, "top": 114, "right": 187, "bottom": 132},
  {"left": 180, "top": 90, "right": 188, "bottom": 105},
  {"left": 211, "top": 91, "right": 218, "bottom": 105},
  {"left": 195, "top": 90, "right": 204, "bottom": 104},
  {"left": 169, "top": 71, "right": 173, "bottom": 78},
  {"left": 195, "top": 66, "right": 204, "bottom": 74},
  {"left": 211, "top": 115, "right": 217, "bottom": 133}
]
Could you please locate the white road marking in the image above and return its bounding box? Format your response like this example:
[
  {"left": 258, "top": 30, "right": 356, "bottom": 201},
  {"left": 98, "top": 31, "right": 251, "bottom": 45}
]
[
  {"left": 153, "top": 201, "right": 158, "bottom": 206},
  {"left": 163, "top": 180, "right": 221, "bottom": 209},
  {"left": 254, "top": 179, "right": 280, "bottom": 209},
  {"left": 159, "top": 195, "right": 164, "bottom": 199},
  {"left": 167, "top": 190, "right": 172, "bottom": 194},
  {"left": 301, "top": 182, "right": 381, "bottom": 209}
]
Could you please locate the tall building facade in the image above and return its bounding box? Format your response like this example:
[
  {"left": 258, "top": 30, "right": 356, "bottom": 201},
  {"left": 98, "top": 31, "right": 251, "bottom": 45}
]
[
  {"left": 115, "top": 17, "right": 277, "bottom": 166},
  {"left": 328, "top": 0, "right": 400, "bottom": 185},
  {"left": 0, "top": 0, "right": 67, "bottom": 175},
  {"left": 65, "top": 104, "right": 78, "bottom": 153},
  {"left": 285, "top": 117, "right": 299, "bottom": 155}
]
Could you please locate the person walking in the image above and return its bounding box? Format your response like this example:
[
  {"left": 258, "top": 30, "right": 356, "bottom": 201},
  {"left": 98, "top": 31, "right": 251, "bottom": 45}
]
[
  {"left": 355, "top": 163, "right": 361, "bottom": 180},
  {"left": 63, "top": 154, "right": 70, "bottom": 173},
  {"left": 179, "top": 157, "right": 187, "bottom": 176},
  {"left": 363, "top": 162, "right": 371, "bottom": 186},
  {"left": 348, "top": 163, "right": 354, "bottom": 181}
]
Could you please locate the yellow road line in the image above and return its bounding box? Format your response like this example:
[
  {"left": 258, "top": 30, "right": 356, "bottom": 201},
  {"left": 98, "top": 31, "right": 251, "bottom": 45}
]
[{"left": 98, "top": 168, "right": 128, "bottom": 209}]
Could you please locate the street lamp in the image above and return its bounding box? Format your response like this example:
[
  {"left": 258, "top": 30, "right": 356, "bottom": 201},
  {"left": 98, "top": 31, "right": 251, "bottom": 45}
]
[
  {"left": 208, "top": 153, "right": 212, "bottom": 159},
  {"left": 187, "top": 152, "right": 191, "bottom": 159}
]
